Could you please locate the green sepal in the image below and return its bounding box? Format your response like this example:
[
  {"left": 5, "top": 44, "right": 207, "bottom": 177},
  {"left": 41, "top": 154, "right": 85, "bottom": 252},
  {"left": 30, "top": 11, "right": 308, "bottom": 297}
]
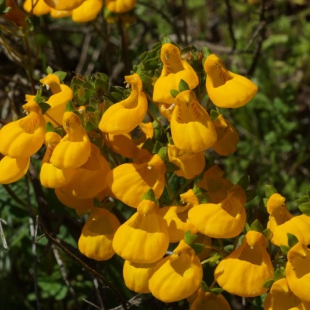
[
  {"left": 287, "top": 233, "right": 298, "bottom": 248},
  {"left": 161, "top": 35, "right": 172, "bottom": 45},
  {"left": 141, "top": 189, "right": 157, "bottom": 203},
  {"left": 53, "top": 71, "right": 67, "bottom": 82},
  {"left": 152, "top": 140, "right": 162, "bottom": 155},
  {"left": 38, "top": 102, "right": 51, "bottom": 114},
  {"left": 210, "top": 287, "right": 224, "bottom": 294},
  {"left": 65, "top": 100, "right": 75, "bottom": 112},
  {"left": 184, "top": 230, "right": 197, "bottom": 245},
  {"left": 190, "top": 243, "right": 205, "bottom": 255},
  {"left": 263, "top": 279, "right": 274, "bottom": 289},
  {"left": 45, "top": 122, "right": 55, "bottom": 133},
  {"left": 250, "top": 219, "right": 264, "bottom": 233},
  {"left": 46, "top": 66, "right": 53, "bottom": 74},
  {"left": 157, "top": 147, "right": 168, "bottom": 162},
  {"left": 193, "top": 183, "right": 210, "bottom": 204},
  {"left": 265, "top": 185, "right": 277, "bottom": 198},
  {"left": 84, "top": 121, "right": 97, "bottom": 132},
  {"left": 178, "top": 79, "right": 189, "bottom": 92},
  {"left": 274, "top": 267, "right": 285, "bottom": 281},
  {"left": 280, "top": 245, "right": 290, "bottom": 255},
  {"left": 201, "top": 46, "right": 213, "bottom": 65},
  {"left": 210, "top": 110, "right": 219, "bottom": 122},
  {"left": 237, "top": 175, "right": 250, "bottom": 190},
  {"left": 170, "top": 89, "right": 179, "bottom": 98},
  {"left": 200, "top": 281, "right": 210, "bottom": 292},
  {"left": 208, "top": 252, "right": 221, "bottom": 267},
  {"left": 298, "top": 202, "right": 310, "bottom": 216},
  {"left": 263, "top": 228, "right": 271, "bottom": 240},
  {"left": 245, "top": 222, "right": 251, "bottom": 232}
]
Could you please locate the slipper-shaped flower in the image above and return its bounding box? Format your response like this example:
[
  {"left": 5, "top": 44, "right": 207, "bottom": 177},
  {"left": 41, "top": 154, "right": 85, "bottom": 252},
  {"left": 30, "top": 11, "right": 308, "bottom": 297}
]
[
  {"left": 99, "top": 73, "right": 147, "bottom": 134},
  {"left": 44, "top": 0, "right": 84, "bottom": 11},
  {"left": 107, "top": 153, "right": 166, "bottom": 208},
  {"left": 148, "top": 240, "right": 203, "bottom": 303},
  {"left": 171, "top": 90, "right": 217, "bottom": 153},
  {"left": 204, "top": 54, "right": 258, "bottom": 108},
  {"left": 0, "top": 100, "right": 45, "bottom": 158},
  {"left": 112, "top": 199, "right": 169, "bottom": 263},
  {"left": 153, "top": 43, "right": 199, "bottom": 104},
  {"left": 23, "top": 0, "right": 51, "bottom": 15},
  {"left": 214, "top": 231, "right": 274, "bottom": 297},
  {"left": 106, "top": 0, "right": 137, "bottom": 13},
  {"left": 188, "top": 184, "right": 246, "bottom": 238},
  {"left": 267, "top": 193, "right": 310, "bottom": 246},
  {"left": 0, "top": 155, "right": 30, "bottom": 184},
  {"left": 50, "top": 112, "right": 91, "bottom": 169},
  {"left": 212, "top": 114, "right": 239, "bottom": 156},
  {"left": 72, "top": 0, "right": 103, "bottom": 22},
  {"left": 78, "top": 207, "right": 120, "bottom": 261},
  {"left": 189, "top": 289, "right": 231, "bottom": 310}
]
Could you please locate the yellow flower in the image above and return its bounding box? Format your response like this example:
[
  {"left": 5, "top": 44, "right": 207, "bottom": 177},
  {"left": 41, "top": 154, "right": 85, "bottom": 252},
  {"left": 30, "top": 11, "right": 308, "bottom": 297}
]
[
  {"left": 23, "top": 0, "right": 51, "bottom": 15},
  {"left": 148, "top": 240, "right": 203, "bottom": 303},
  {"left": 107, "top": 154, "right": 166, "bottom": 208},
  {"left": 212, "top": 114, "right": 239, "bottom": 156},
  {"left": 157, "top": 102, "right": 176, "bottom": 121},
  {"left": 286, "top": 241, "right": 310, "bottom": 303},
  {"left": 50, "top": 9, "right": 72, "bottom": 18},
  {"left": 50, "top": 112, "right": 91, "bottom": 169},
  {"left": 189, "top": 289, "right": 231, "bottom": 310},
  {"left": 167, "top": 144, "right": 205, "bottom": 179},
  {"left": 153, "top": 43, "right": 199, "bottom": 104},
  {"left": 267, "top": 193, "right": 310, "bottom": 246},
  {"left": 0, "top": 155, "right": 30, "bottom": 184},
  {"left": 72, "top": 0, "right": 103, "bottom": 22},
  {"left": 0, "top": 100, "right": 45, "bottom": 158},
  {"left": 99, "top": 73, "right": 147, "bottom": 134},
  {"left": 106, "top": 0, "right": 136, "bottom": 13},
  {"left": 123, "top": 260, "right": 156, "bottom": 293},
  {"left": 204, "top": 54, "right": 258, "bottom": 108},
  {"left": 264, "top": 278, "right": 301, "bottom": 310},
  {"left": 56, "top": 143, "right": 110, "bottom": 199},
  {"left": 214, "top": 231, "right": 274, "bottom": 297},
  {"left": 188, "top": 184, "right": 246, "bottom": 238},
  {"left": 40, "top": 74, "right": 73, "bottom": 127},
  {"left": 112, "top": 200, "right": 169, "bottom": 263},
  {"left": 171, "top": 90, "right": 217, "bottom": 153},
  {"left": 40, "top": 132, "right": 75, "bottom": 188},
  {"left": 44, "top": 0, "right": 85, "bottom": 10},
  {"left": 197, "top": 164, "right": 234, "bottom": 203},
  {"left": 78, "top": 207, "right": 120, "bottom": 261}
]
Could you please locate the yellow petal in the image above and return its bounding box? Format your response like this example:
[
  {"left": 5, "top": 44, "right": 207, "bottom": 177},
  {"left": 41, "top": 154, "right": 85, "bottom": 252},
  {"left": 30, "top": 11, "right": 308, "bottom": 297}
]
[
  {"left": 106, "top": 0, "right": 137, "bottom": 13},
  {"left": 107, "top": 154, "right": 166, "bottom": 208},
  {"left": 23, "top": 0, "right": 51, "bottom": 15},
  {"left": 0, "top": 101, "right": 45, "bottom": 158},
  {"left": 171, "top": 90, "right": 217, "bottom": 153},
  {"left": 204, "top": 54, "right": 258, "bottom": 108},
  {"left": 0, "top": 155, "right": 30, "bottom": 184},
  {"left": 189, "top": 289, "right": 231, "bottom": 310},
  {"left": 189, "top": 185, "right": 246, "bottom": 238},
  {"left": 212, "top": 114, "right": 239, "bottom": 156},
  {"left": 44, "top": 0, "right": 85, "bottom": 10},
  {"left": 50, "top": 9, "right": 72, "bottom": 18},
  {"left": 148, "top": 241, "right": 203, "bottom": 302},
  {"left": 40, "top": 74, "right": 61, "bottom": 93},
  {"left": 78, "top": 207, "right": 120, "bottom": 261},
  {"left": 99, "top": 74, "right": 148, "bottom": 134},
  {"left": 50, "top": 112, "right": 91, "bottom": 169},
  {"left": 153, "top": 43, "right": 199, "bottom": 104},
  {"left": 214, "top": 231, "right": 274, "bottom": 297},
  {"left": 112, "top": 200, "right": 169, "bottom": 263},
  {"left": 72, "top": 0, "right": 103, "bottom": 22}
]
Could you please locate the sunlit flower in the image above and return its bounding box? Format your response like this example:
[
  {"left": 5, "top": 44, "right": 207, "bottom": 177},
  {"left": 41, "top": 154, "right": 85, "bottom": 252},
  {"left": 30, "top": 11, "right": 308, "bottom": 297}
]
[
  {"left": 99, "top": 73, "right": 147, "bottom": 134},
  {"left": 148, "top": 240, "right": 203, "bottom": 303},
  {"left": 153, "top": 43, "right": 199, "bottom": 104},
  {"left": 106, "top": 0, "right": 136, "bottom": 13},
  {"left": 264, "top": 278, "right": 301, "bottom": 310},
  {"left": 44, "top": 0, "right": 84, "bottom": 10},
  {"left": 0, "top": 100, "right": 45, "bottom": 158},
  {"left": 204, "top": 54, "right": 258, "bottom": 108},
  {"left": 107, "top": 153, "right": 166, "bottom": 208},
  {"left": 78, "top": 207, "right": 120, "bottom": 261},
  {"left": 212, "top": 114, "right": 239, "bottom": 156},
  {"left": 214, "top": 231, "right": 274, "bottom": 297},
  {"left": 189, "top": 289, "right": 231, "bottom": 310},
  {"left": 171, "top": 90, "right": 217, "bottom": 153},
  {"left": 188, "top": 185, "right": 246, "bottom": 238},
  {"left": 72, "top": 0, "right": 103, "bottom": 22},
  {"left": 167, "top": 144, "right": 205, "bottom": 179},
  {"left": 112, "top": 199, "right": 169, "bottom": 263},
  {"left": 23, "top": 0, "right": 51, "bottom": 15},
  {"left": 286, "top": 241, "right": 310, "bottom": 303},
  {"left": 50, "top": 112, "right": 91, "bottom": 169},
  {"left": 267, "top": 193, "right": 310, "bottom": 246},
  {"left": 0, "top": 155, "right": 30, "bottom": 184}
]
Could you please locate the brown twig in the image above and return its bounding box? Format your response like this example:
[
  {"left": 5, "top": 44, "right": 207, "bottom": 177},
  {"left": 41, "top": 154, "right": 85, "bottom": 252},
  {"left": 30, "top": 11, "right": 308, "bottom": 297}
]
[{"left": 224, "top": 0, "right": 237, "bottom": 52}]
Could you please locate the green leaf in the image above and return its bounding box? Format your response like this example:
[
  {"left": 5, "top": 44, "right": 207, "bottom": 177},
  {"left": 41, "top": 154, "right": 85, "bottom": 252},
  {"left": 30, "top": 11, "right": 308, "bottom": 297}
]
[
  {"left": 141, "top": 189, "right": 157, "bottom": 203},
  {"left": 65, "top": 100, "right": 75, "bottom": 112},
  {"left": 141, "top": 138, "right": 155, "bottom": 154},
  {"left": 191, "top": 243, "right": 205, "bottom": 255},
  {"left": 298, "top": 202, "right": 310, "bottom": 215},
  {"left": 193, "top": 185, "right": 209, "bottom": 204},
  {"left": 245, "top": 190, "right": 256, "bottom": 203},
  {"left": 170, "top": 89, "right": 179, "bottom": 98},
  {"left": 287, "top": 233, "right": 298, "bottom": 248},
  {"left": 263, "top": 279, "right": 274, "bottom": 289},
  {"left": 165, "top": 161, "right": 180, "bottom": 173},
  {"left": 84, "top": 121, "right": 97, "bottom": 132},
  {"left": 280, "top": 245, "right": 290, "bottom": 255},
  {"left": 274, "top": 267, "right": 285, "bottom": 281},
  {"left": 245, "top": 222, "right": 251, "bottom": 232},
  {"left": 157, "top": 147, "right": 168, "bottom": 162},
  {"left": 45, "top": 122, "right": 55, "bottom": 132},
  {"left": 53, "top": 71, "right": 67, "bottom": 82},
  {"left": 184, "top": 231, "right": 197, "bottom": 245},
  {"left": 200, "top": 281, "right": 210, "bottom": 292},
  {"left": 237, "top": 175, "right": 250, "bottom": 190},
  {"left": 210, "top": 110, "right": 219, "bottom": 122},
  {"left": 178, "top": 79, "right": 189, "bottom": 92},
  {"left": 263, "top": 228, "right": 271, "bottom": 240},
  {"left": 161, "top": 35, "right": 172, "bottom": 45},
  {"left": 210, "top": 287, "right": 224, "bottom": 294},
  {"left": 265, "top": 185, "right": 277, "bottom": 198},
  {"left": 46, "top": 66, "right": 53, "bottom": 74},
  {"left": 296, "top": 195, "right": 309, "bottom": 204},
  {"left": 250, "top": 219, "right": 264, "bottom": 233},
  {"left": 38, "top": 102, "right": 51, "bottom": 114}
]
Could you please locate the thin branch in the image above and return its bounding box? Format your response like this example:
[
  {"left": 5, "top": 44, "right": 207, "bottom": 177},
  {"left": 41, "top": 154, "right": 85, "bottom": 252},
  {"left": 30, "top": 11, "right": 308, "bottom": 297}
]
[
  {"left": 0, "top": 218, "right": 8, "bottom": 250},
  {"left": 224, "top": 0, "right": 237, "bottom": 52}
]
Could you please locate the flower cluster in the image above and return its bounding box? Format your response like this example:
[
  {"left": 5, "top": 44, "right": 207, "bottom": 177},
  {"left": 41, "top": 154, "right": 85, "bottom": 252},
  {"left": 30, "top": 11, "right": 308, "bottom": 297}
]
[{"left": 1, "top": 39, "right": 309, "bottom": 308}]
